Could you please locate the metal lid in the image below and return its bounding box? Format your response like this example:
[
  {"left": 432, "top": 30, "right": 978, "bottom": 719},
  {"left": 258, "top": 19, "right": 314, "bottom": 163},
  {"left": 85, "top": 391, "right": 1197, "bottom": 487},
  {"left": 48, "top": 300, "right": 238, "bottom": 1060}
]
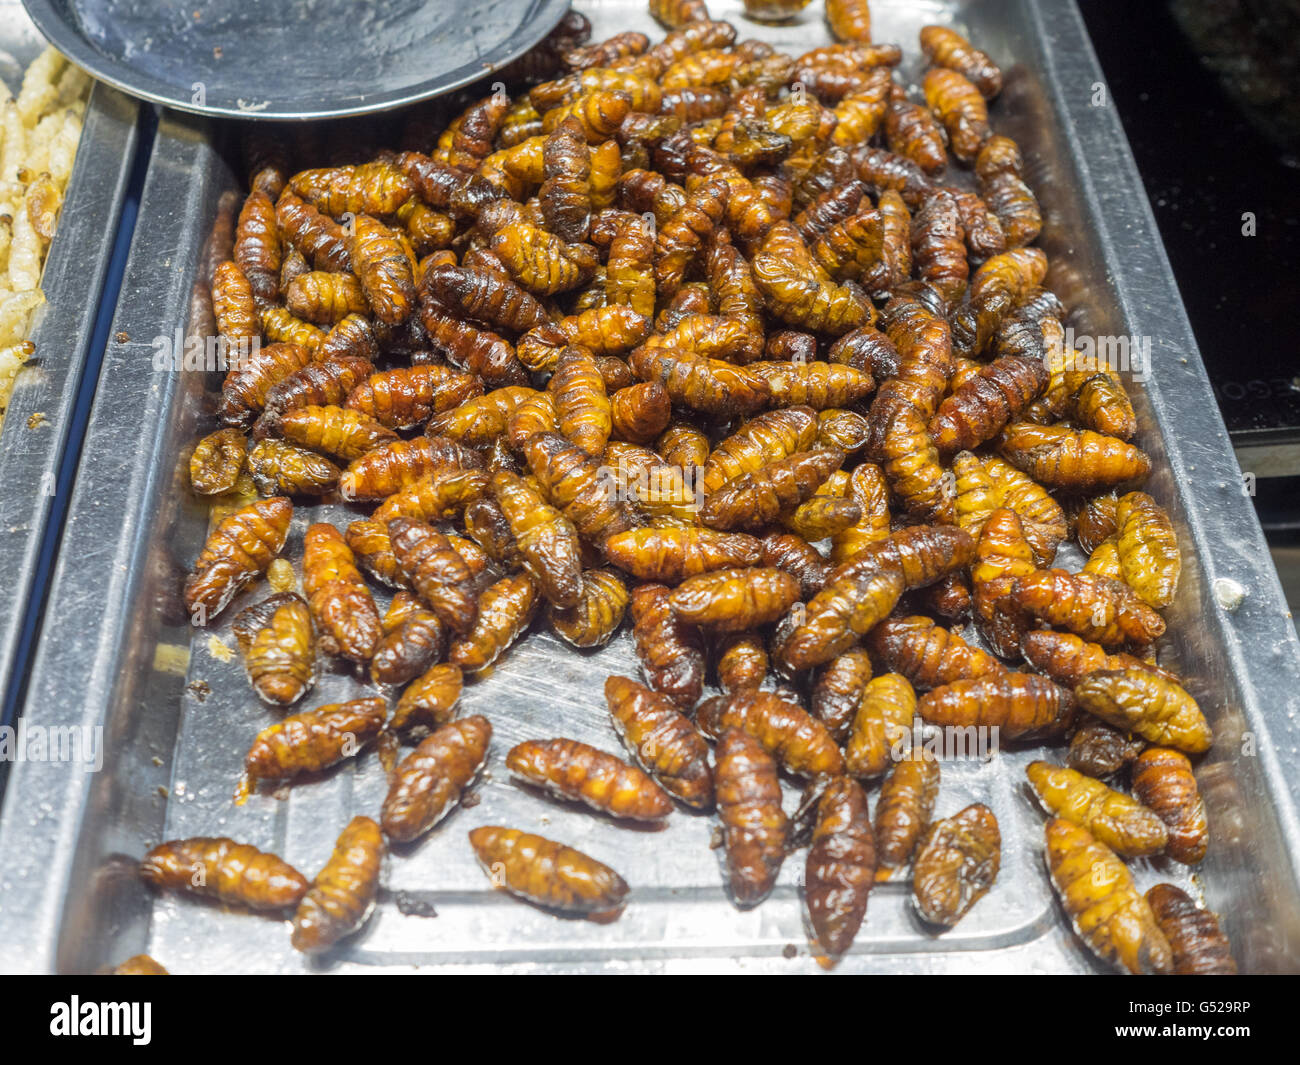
[{"left": 22, "top": 0, "right": 571, "bottom": 119}]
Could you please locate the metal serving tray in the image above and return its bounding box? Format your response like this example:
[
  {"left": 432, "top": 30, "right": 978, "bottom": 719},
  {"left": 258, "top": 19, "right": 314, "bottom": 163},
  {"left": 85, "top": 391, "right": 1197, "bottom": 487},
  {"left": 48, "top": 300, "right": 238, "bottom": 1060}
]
[
  {"left": 22, "top": 0, "right": 571, "bottom": 121},
  {"left": 2, "top": 0, "right": 1299, "bottom": 974},
  {"left": 0, "top": 0, "right": 137, "bottom": 720}
]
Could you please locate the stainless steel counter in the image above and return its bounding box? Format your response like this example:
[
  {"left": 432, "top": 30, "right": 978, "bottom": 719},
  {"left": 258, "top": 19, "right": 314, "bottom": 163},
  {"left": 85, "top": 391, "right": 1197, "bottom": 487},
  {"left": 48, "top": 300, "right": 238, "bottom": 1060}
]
[{"left": 0, "top": 0, "right": 138, "bottom": 719}]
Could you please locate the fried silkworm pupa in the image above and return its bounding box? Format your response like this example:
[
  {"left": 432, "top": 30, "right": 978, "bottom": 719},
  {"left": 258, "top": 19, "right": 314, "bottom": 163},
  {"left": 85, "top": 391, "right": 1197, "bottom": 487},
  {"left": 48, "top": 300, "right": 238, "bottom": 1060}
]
[
  {"left": 285, "top": 270, "right": 370, "bottom": 324},
  {"left": 716, "top": 632, "right": 768, "bottom": 694},
  {"left": 1081, "top": 540, "right": 1123, "bottom": 582},
  {"left": 715, "top": 727, "right": 788, "bottom": 908},
  {"left": 492, "top": 221, "right": 599, "bottom": 298},
  {"left": 346, "top": 519, "right": 408, "bottom": 591},
  {"left": 290, "top": 161, "right": 415, "bottom": 219},
  {"left": 449, "top": 571, "right": 541, "bottom": 673},
  {"left": 567, "top": 31, "right": 651, "bottom": 70},
  {"left": 918, "top": 673, "right": 1070, "bottom": 741},
  {"left": 550, "top": 344, "right": 612, "bottom": 458},
  {"left": 746, "top": 361, "right": 876, "bottom": 410},
  {"left": 811, "top": 648, "right": 873, "bottom": 740},
  {"left": 629, "top": 582, "right": 706, "bottom": 709},
  {"left": 969, "top": 505, "right": 1036, "bottom": 657},
  {"left": 235, "top": 188, "right": 282, "bottom": 308},
  {"left": 345, "top": 365, "right": 482, "bottom": 430},
  {"left": 140, "top": 838, "right": 308, "bottom": 910},
  {"left": 1020, "top": 629, "right": 1171, "bottom": 690},
  {"left": 845, "top": 672, "right": 917, "bottom": 779},
  {"left": 922, "top": 67, "right": 990, "bottom": 165},
  {"left": 388, "top": 517, "right": 478, "bottom": 635},
  {"left": 997, "top": 422, "right": 1152, "bottom": 494},
  {"left": 754, "top": 533, "right": 821, "bottom": 600},
  {"left": 780, "top": 494, "right": 863, "bottom": 540},
  {"left": 1075, "top": 668, "right": 1212, "bottom": 754},
  {"left": 696, "top": 689, "right": 845, "bottom": 778},
  {"left": 700, "top": 447, "right": 845, "bottom": 532},
  {"left": 752, "top": 222, "right": 872, "bottom": 335},
  {"left": 1115, "top": 491, "right": 1181, "bottom": 609},
  {"left": 351, "top": 214, "right": 415, "bottom": 324},
  {"left": 212, "top": 260, "right": 259, "bottom": 342},
  {"left": 275, "top": 192, "right": 351, "bottom": 273},
  {"left": 291, "top": 816, "right": 385, "bottom": 954},
  {"left": 825, "top": 0, "right": 871, "bottom": 41},
  {"left": 977, "top": 143, "right": 1041, "bottom": 249},
  {"left": 650, "top": 0, "right": 709, "bottom": 30},
  {"left": 390, "top": 663, "right": 463, "bottom": 738},
  {"left": 190, "top": 427, "right": 247, "bottom": 495},
  {"left": 492, "top": 470, "right": 584, "bottom": 608},
  {"left": 1011, "top": 569, "right": 1166, "bottom": 647},
  {"left": 912, "top": 803, "right": 1001, "bottom": 927},
  {"left": 219, "top": 341, "right": 315, "bottom": 427},
  {"left": 1075, "top": 492, "right": 1119, "bottom": 556},
  {"left": 463, "top": 496, "right": 521, "bottom": 567},
  {"left": 1071, "top": 371, "right": 1136, "bottom": 441},
  {"left": 869, "top": 615, "right": 1006, "bottom": 691},
  {"left": 470, "top": 826, "right": 630, "bottom": 918},
  {"left": 239, "top": 697, "right": 387, "bottom": 801},
  {"left": 702, "top": 406, "right": 819, "bottom": 493},
  {"left": 112, "top": 955, "right": 169, "bottom": 975},
  {"left": 777, "top": 524, "right": 975, "bottom": 670},
  {"left": 301, "top": 523, "right": 382, "bottom": 661},
  {"left": 247, "top": 438, "right": 341, "bottom": 497},
  {"left": 628, "top": 345, "right": 770, "bottom": 418},
  {"left": 909, "top": 189, "right": 968, "bottom": 308},
  {"left": 419, "top": 308, "right": 529, "bottom": 388},
  {"left": 428, "top": 385, "right": 538, "bottom": 446},
  {"left": 885, "top": 86, "right": 947, "bottom": 174},
  {"left": 540, "top": 116, "right": 592, "bottom": 243},
  {"left": 865, "top": 395, "right": 952, "bottom": 524},
  {"left": 604, "top": 675, "right": 714, "bottom": 809},
  {"left": 549, "top": 568, "right": 629, "bottom": 648},
  {"left": 1026, "top": 761, "right": 1168, "bottom": 858},
  {"left": 372, "top": 468, "right": 491, "bottom": 525},
  {"left": 184, "top": 496, "right": 292, "bottom": 624},
  {"left": 507, "top": 737, "right": 674, "bottom": 822},
  {"left": 1045, "top": 818, "right": 1173, "bottom": 974},
  {"left": 278, "top": 405, "right": 399, "bottom": 466},
  {"left": 920, "top": 25, "right": 1002, "bottom": 99},
  {"left": 1131, "top": 747, "right": 1209, "bottom": 864},
  {"left": 875, "top": 755, "right": 940, "bottom": 868},
  {"left": 930, "top": 356, "right": 1050, "bottom": 458},
  {"left": 522, "top": 431, "right": 640, "bottom": 544},
  {"left": 829, "top": 462, "right": 891, "bottom": 564},
  {"left": 382, "top": 717, "right": 493, "bottom": 843},
  {"left": 805, "top": 776, "right": 874, "bottom": 959},
  {"left": 667, "top": 566, "right": 800, "bottom": 632},
  {"left": 421, "top": 262, "right": 552, "bottom": 335},
  {"left": 603, "top": 527, "right": 764, "bottom": 583},
  {"left": 610, "top": 381, "right": 672, "bottom": 444},
  {"left": 232, "top": 592, "right": 316, "bottom": 706},
  {"left": 1066, "top": 717, "right": 1145, "bottom": 779},
  {"left": 1145, "top": 884, "right": 1236, "bottom": 975}
]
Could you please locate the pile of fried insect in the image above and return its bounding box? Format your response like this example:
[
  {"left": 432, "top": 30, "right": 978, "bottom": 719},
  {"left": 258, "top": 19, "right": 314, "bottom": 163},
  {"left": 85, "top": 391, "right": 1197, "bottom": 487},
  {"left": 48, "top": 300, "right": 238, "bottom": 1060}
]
[{"left": 123, "top": 0, "right": 1234, "bottom": 978}]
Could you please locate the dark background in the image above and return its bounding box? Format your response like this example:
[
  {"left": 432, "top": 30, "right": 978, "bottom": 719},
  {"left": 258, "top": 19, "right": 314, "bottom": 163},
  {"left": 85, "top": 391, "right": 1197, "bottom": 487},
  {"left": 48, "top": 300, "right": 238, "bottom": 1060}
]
[{"left": 1080, "top": 0, "right": 1300, "bottom": 438}]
